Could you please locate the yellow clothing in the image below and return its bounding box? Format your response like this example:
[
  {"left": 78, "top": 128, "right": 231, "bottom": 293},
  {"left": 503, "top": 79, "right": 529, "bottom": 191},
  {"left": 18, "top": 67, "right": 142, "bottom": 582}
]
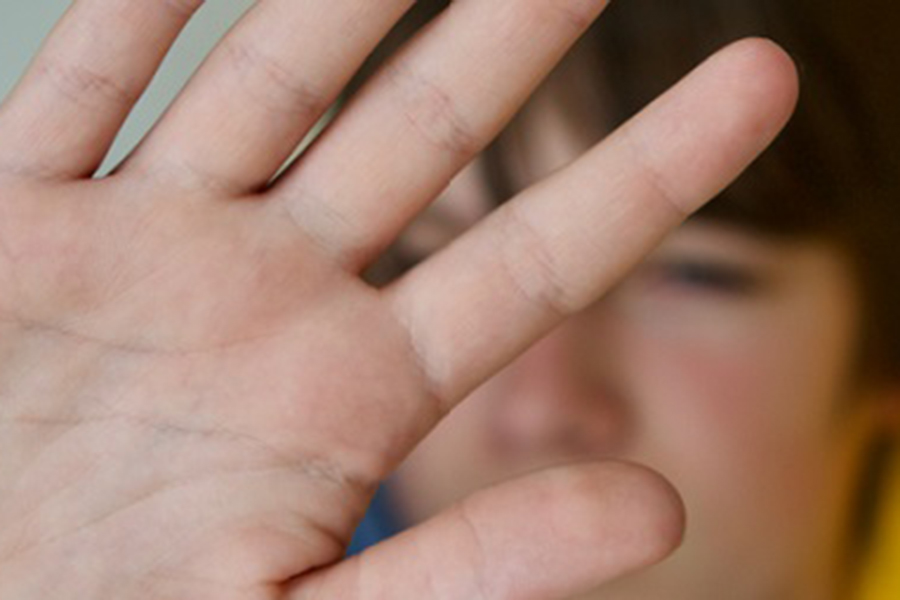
[{"left": 858, "top": 457, "right": 900, "bottom": 599}]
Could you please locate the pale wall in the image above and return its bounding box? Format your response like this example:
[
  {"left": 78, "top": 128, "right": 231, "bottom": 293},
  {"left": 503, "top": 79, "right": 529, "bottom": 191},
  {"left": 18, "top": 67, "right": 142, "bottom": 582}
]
[{"left": 0, "top": 1, "right": 255, "bottom": 172}]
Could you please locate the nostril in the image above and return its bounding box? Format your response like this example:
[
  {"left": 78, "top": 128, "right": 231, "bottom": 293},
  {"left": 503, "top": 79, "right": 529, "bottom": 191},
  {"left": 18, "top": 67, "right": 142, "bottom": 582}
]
[
  {"left": 489, "top": 376, "right": 633, "bottom": 458},
  {"left": 490, "top": 322, "right": 634, "bottom": 457},
  {"left": 576, "top": 381, "right": 634, "bottom": 453}
]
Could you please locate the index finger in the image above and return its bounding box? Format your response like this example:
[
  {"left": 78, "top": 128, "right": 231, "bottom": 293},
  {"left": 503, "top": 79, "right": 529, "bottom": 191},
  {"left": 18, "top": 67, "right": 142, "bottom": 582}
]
[{"left": 386, "top": 38, "right": 800, "bottom": 407}]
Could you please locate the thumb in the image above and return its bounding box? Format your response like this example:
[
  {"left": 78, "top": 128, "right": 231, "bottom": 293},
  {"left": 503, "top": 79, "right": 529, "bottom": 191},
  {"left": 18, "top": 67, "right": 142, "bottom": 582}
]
[{"left": 289, "top": 461, "right": 685, "bottom": 599}]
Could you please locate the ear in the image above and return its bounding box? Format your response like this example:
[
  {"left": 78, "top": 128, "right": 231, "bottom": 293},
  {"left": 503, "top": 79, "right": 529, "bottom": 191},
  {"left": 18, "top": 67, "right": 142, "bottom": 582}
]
[{"left": 871, "top": 383, "right": 900, "bottom": 434}]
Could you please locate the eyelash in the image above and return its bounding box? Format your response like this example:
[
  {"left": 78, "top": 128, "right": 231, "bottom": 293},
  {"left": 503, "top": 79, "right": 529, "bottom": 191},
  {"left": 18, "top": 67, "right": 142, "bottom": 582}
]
[
  {"left": 386, "top": 248, "right": 765, "bottom": 299},
  {"left": 646, "top": 260, "right": 764, "bottom": 296}
]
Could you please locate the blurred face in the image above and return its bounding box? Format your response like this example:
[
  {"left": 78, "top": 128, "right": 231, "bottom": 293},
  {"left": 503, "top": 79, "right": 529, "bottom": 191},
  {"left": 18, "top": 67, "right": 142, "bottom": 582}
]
[{"left": 385, "top": 101, "right": 886, "bottom": 599}]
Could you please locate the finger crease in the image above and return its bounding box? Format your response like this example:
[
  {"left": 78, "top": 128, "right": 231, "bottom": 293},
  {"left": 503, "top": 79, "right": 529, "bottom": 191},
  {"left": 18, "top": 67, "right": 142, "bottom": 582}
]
[
  {"left": 385, "top": 62, "right": 481, "bottom": 159},
  {"left": 499, "top": 203, "right": 578, "bottom": 319},
  {"left": 622, "top": 130, "right": 692, "bottom": 220},
  {"left": 224, "top": 40, "right": 330, "bottom": 119},
  {"left": 386, "top": 295, "right": 454, "bottom": 419},
  {"left": 37, "top": 59, "right": 138, "bottom": 112}
]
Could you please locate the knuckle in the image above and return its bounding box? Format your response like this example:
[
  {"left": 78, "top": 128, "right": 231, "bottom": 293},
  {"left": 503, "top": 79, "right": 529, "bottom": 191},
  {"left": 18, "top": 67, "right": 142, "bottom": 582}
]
[
  {"left": 499, "top": 203, "right": 580, "bottom": 318},
  {"left": 624, "top": 131, "right": 692, "bottom": 220},
  {"left": 386, "top": 62, "right": 481, "bottom": 158},
  {"left": 224, "top": 40, "right": 329, "bottom": 118},
  {"left": 37, "top": 59, "right": 137, "bottom": 111}
]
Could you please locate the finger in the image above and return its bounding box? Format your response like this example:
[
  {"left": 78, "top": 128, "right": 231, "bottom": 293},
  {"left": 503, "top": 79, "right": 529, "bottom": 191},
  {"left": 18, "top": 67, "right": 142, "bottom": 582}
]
[
  {"left": 290, "top": 462, "right": 684, "bottom": 599},
  {"left": 122, "top": 0, "right": 415, "bottom": 194},
  {"left": 0, "top": 0, "right": 203, "bottom": 179},
  {"left": 270, "top": 0, "right": 610, "bottom": 270},
  {"left": 386, "top": 38, "right": 800, "bottom": 405}
]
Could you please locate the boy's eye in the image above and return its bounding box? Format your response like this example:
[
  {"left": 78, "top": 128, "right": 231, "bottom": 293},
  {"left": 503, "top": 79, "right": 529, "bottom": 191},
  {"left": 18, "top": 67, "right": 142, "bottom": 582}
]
[{"left": 645, "top": 259, "right": 765, "bottom": 296}]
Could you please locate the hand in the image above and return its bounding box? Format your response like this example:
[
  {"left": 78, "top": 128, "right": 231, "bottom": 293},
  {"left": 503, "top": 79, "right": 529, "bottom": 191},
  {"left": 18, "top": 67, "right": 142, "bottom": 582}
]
[{"left": 0, "top": 0, "right": 797, "bottom": 598}]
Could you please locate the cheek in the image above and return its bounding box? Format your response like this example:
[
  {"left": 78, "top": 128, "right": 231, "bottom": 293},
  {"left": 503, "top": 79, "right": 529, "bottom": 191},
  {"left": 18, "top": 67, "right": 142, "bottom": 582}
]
[
  {"left": 641, "top": 331, "right": 805, "bottom": 490},
  {"left": 628, "top": 314, "right": 854, "bottom": 564},
  {"left": 633, "top": 299, "right": 854, "bottom": 472}
]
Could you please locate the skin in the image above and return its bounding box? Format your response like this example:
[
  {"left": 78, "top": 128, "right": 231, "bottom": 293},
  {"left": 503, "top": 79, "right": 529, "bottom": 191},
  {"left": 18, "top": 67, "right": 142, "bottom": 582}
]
[
  {"left": 0, "top": 0, "right": 798, "bottom": 598},
  {"left": 390, "top": 88, "right": 890, "bottom": 598}
]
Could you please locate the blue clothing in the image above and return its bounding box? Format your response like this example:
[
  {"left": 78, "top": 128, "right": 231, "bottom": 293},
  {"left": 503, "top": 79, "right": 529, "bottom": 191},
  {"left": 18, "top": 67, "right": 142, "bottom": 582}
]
[{"left": 347, "top": 485, "right": 405, "bottom": 556}]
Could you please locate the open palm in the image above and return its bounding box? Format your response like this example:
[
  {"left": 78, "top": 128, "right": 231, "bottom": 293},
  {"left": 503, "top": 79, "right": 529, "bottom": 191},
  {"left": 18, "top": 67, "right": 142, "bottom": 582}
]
[{"left": 0, "top": 0, "right": 797, "bottom": 598}]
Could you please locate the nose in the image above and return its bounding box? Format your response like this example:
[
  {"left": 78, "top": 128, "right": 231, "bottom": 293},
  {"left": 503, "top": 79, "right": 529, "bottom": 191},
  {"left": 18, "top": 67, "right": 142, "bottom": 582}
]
[{"left": 489, "top": 315, "right": 631, "bottom": 458}]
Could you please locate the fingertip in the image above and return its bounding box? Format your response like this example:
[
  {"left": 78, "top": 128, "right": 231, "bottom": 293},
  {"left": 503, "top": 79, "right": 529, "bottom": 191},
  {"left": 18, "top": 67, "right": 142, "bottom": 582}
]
[
  {"left": 308, "top": 461, "right": 686, "bottom": 600},
  {"left": 604, "top": 461, "right": 686, "bottom": 567},
  {"left": 720, "top": 37, "right": 801, "bottom": 135},
  {"left": 630, "top": 35, "right": 804, "bottom": 213},
  {"left": 543, "top": 461, "right": 685, "bottom": 574}
]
